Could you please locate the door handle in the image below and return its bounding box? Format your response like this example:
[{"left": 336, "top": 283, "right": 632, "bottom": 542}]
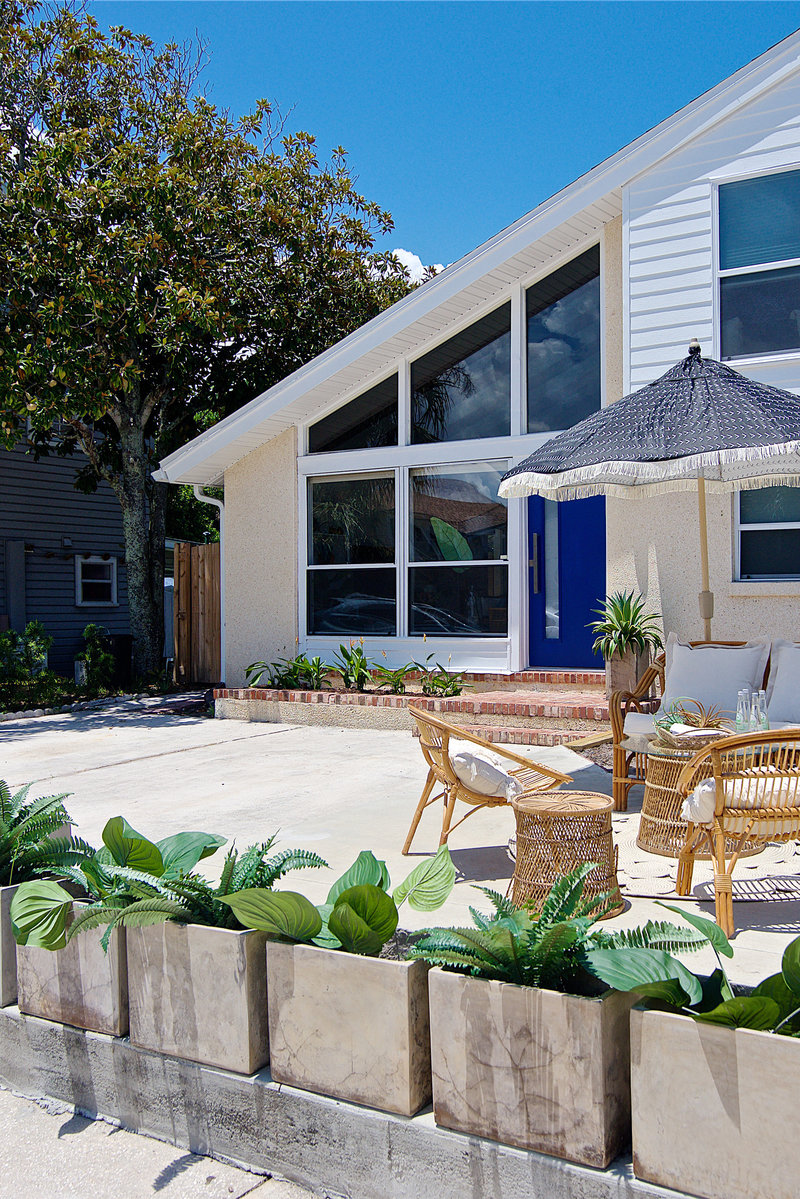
[{"left": 529, "top": 533, "right": 540, "bottom": 594}]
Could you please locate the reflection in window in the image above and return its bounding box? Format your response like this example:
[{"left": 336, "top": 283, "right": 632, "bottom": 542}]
[
  {"left": 309, "top": 477, "right": 394, "bottom": 565},
  {"left": 308, "top": 376, "right": 398, "bottom": 453},
  {"left": 526, "top": 247, "right": 600, "bottom": 433},
  {"left": 307, "top": 569, "right": 396, "bottom": 635},
  {"left": 411, "top": 305, "right": 511, "bottom": 443},
  {"left": 721, "top": 267, "right": 800, "bottom": 358},
  {"left": 409, "top": 565, "right": 508, "bottom": 637},
  {"left": 738, "top": 486, "right": 800, "bottom": 578}
]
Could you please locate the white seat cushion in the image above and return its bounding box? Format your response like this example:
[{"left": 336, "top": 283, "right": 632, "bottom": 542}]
[
  {"left": 448, "top": 739, "right": 524, "bottom": 800},
  {"left": 660, "top": 634, "right": 770, "bottom": 719},
  {"left": 682, "top": 771, "right": 800, "bottom": 826},
  {"left": 620, "top": 711, "right": 656, "bottom": 754},
  {"left": 767, "top": 641, "right": 800, "bottom": 724}
]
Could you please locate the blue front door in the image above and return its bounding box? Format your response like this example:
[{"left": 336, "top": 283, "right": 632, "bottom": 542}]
[{"left": 528, "top": 495, "right": 606, "bottom": 669}]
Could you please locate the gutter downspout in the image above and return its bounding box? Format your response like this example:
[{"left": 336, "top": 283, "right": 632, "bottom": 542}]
[{"left": 193, "top": 486, "right": 225, "bottom": 684}]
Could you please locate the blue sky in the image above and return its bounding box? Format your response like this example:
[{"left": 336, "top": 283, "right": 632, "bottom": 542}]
[{"left": 88, "top": 2, "right": 800, "bottom": 272}]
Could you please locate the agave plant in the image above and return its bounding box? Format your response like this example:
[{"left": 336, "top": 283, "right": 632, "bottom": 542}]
[
  {"left": 408, "top": 865, "right": 709, "bottom": 993},
  {"left": 588, "top": 590, "right": 663, "bottom": 661},
  {"left": 0, "top": 779, "right": 91, "bottom": 887},
  {"left": 10, "top": 816, "right": 327, "bottom": 952},
  {"left": 221, "top": 845, "right": 456, "bottom": 957}
]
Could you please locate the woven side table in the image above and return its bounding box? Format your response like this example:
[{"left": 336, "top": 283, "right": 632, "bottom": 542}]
[
  {"left": 511, "top": 791, "right": 623, "bottom": 918},
  {"left": 638, "top": 743, "right": 763, "bottom": 859}
]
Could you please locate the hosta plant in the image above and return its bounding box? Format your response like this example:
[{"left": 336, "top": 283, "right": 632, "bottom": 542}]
[
  {"left": 221, "top": 845, "right": 456, "bottom": 957},
  {"left": 10, "top": 817, "right": 326, "bottom": 951},
  {"left": 588, "top": 590, "right": 663, "bottom": 661},
  {"left": 587, "top": 902, "right": 800, "bottom": 1033},
  {"left": 408, "top": 866, "right": 709, "bottom": 994},
  {"left": 0, "top": 779, "right": 90, "bottom": 887}
]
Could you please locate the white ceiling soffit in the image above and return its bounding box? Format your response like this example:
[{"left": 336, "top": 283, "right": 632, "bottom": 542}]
[{"left": 155, "top": 30, "right": 800, "bottom": 487}]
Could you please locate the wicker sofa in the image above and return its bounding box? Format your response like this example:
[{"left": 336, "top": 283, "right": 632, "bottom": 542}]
[{"left": 609, "top": 639, "right": 779, "bottom": 811}]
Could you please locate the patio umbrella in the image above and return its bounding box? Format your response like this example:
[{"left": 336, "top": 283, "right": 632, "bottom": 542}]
[{"left": 499, "top": 341, "right": 800, "bottom": 638}]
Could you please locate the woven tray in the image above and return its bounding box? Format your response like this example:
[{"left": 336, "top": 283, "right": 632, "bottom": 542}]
[{"left": 654, "top": 726, "right": 731, "bottom": 751}]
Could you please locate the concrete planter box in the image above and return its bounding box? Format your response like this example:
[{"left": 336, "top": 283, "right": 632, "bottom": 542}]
[
  {"left": 127, "top": 921, "right": 268, "bottom": 1074},
  {"left": 0, "top": 884, "right": 21, "bottom": 1008},
  {"left": 266, "top": 941, "right": 431, "bottom": 1116},
  {"left": 16, "top": 908, "right": 128, "bottom": 1036},
  {"left": 429, "top": 969, "right": 633, "bottom": 1168},
  {"left": 631, "top": 1007, "right": 800, "bottom": 1199}
]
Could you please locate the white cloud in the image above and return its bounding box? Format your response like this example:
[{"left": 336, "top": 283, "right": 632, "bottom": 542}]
[{"left": 392, "top": 248, "right": 444, "bottom": 284}]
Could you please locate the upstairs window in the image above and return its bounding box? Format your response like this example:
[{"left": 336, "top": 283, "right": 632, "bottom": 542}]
[
  {"left": 720, "top": 170, "right": 800, "bottom": 359},
  {"left": 411, "top": 304, "right": 511, "bottom": 444},
  {"left": 75, "top": 555, "right": 117, "bottom": 605},
  {"left": 738, "top": 486, "right": 800, "bottom": 579},
  {"left": 526, "top": 246, "right": 601, "bottom": 433},
  {"left": 308, "top": 376, "right": 398, "bottom": 453}
]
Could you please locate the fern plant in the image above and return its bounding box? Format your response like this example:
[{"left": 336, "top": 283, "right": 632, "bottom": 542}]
[
  {"left": 0, "top": 779, "right": 91, "bottom": 887},
  {"left": 409, "top": 865, "right": 709, "bottom": 994},
  {"left": 10, "top": 817, "right": 327, "bottom": 952}
]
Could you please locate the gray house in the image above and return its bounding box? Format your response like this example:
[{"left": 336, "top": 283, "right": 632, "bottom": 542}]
[{"left": 0, "top": 442, "right": 131, "bottom": 676}]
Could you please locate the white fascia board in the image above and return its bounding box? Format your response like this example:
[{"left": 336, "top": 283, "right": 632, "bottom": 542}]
[{"left": 155, "top": 31, "right": 800, "bottom": 487}]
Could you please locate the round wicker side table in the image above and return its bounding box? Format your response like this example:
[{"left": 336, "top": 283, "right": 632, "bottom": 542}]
[
  {"left": 637, "top": 743, "right": 763, "bottom": 860},
  {"left": 511, "top": 791, "right": 623, "bottom": 918}
]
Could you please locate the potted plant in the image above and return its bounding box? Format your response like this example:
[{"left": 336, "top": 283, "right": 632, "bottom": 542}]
[
  {"left": 588, "top": 590, "right": 663, "bottom": 697},
  {"left": 410, "top": 870, "right": 711, "bottom": 1168},
  {"left": 587, "top": 905, "right": 800, "bottom": 1199},
  {"left": 222, "top": 846, "right": 456, "bottom": 1116},
  {"left": 11, "top": 816, "right": 324, "bottom": 1062},
  {"left": 0, "top": 779, "right": 84, "bottom": 1008}
]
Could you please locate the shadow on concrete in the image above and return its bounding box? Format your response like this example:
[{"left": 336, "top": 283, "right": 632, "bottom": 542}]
[
  {"left": 450, "top": 844, "right": 514, "bottom": 884},
  {"left": 152, "top": 1151, "right": 200, "bottom": 1192}
]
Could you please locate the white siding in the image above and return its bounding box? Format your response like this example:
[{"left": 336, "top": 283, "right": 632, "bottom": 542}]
[{"left": 625, "top": 73, "right": 800, "bottom": 394}]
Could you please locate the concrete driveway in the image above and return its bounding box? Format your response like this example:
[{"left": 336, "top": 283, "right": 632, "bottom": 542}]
[{"left": 2, "top": 695, "right": 798, "bottom": 982}]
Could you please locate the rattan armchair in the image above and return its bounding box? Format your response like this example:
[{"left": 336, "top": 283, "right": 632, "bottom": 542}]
[
  {"left": 610, "top": 654, "right": 665, "bottom": 811},
  {"left": 403, "top": 706, "right": 570, "bottom": 854},
  {"left": 675, "top": 729, "right": 800, "bottom": 936}
]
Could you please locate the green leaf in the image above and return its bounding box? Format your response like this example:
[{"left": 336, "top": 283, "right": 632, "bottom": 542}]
[
  {"left": 697, "top": 967, "right": 734, "bottom": 1011},
  {"left": 311, "top": 903, "right": 342, "bottom": 949},
  {"left": 752, "top": 973, "right": 800, "bottom": 1024},
  {"left": 327, "top": 851, "right": 387, "bottom": 905},
  {"left": 694, "top": 997, "right": 780, "bottom": 1030},
  {"left": 217, "top": 889, "right": 321, "bottom": 941},
  {"left": 584, "top": 946, "right": 702, "bottom": 1007},
  {"left": 782, "top": 936, "right": 800, "bottom": 995},
  {"left": 656, "top": 901, "right": 734, "bottom": 958},
  {"left": 430, "top": 517, "right": 473, "bottom": 563},
  {"left": 392, "top": 845, "right": 456, "bottom": 912},
  {"left": 328, "top": 902, "right": 385, "bottom": 956},
  {"left": 10, "top": 880, "right": 73, "bottom": 950},
  {"left": 102, "top": 817, "right": 163, "bottom": 877},
  {"left": 156, "top": 831, "right": 226, "bottom": 876},
  {"left": 333, "top": 884, "right": 398, "bottom": 944}
]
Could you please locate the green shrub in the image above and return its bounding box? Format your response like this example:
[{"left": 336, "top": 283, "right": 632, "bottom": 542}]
[
  {"left": 76, "top": 623, "right": 115, "bottom": 694},
  {"left": 0, "top": 621, "right": 63, "bottom": 711}
]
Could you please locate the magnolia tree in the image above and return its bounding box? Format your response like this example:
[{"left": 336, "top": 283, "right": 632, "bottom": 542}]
[{"left": 0, "top": 2, "right": 411, "bottom": 675}]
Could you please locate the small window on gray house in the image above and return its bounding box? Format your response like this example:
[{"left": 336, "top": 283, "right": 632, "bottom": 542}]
[
  {"left": 411, "top": 304, "right": 511, "bottom": 444},
  {"left": 75, "top": 555, "right": 118, "bottom": 605},
  {"left": 526, "top": 246, "right": 601, "bottom": 433},
  {"left": 720, "top": 170, "right": 800, "bottom": 358},
  {"left": 308, "top": 376, "right": 398, "bottom": 453}
]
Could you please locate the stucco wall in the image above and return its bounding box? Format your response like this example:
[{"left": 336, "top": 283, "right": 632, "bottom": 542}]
[{"left": 224, "top": 428, "right": 298, "bottom": 684}]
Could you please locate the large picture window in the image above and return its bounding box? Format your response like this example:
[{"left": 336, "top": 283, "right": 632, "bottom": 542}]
[
  {"left": 526, "top": 246, "right": 601, "bottom": 432},
  {"left": 307, "top": 475, "right": 396, "bottom": 635},
  {"left": 720, "top": 170, "right": 800, "bottom": 359},
  {"left": 737, "top": 486, "right": 800, "bottom": 579},
  {"left": 411, "top": 305, "right": 511, "bottom": 444},
  {"left": 408, "top": 464, "right": 508, "bottom": 636}
]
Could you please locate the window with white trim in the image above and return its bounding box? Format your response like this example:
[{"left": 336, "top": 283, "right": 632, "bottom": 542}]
[
  {"left": 75, "top": 555, "right": 118, "bottom": 605},
  {"left": 719, "top": 169, "right": 800, "bottom": 359},
  {"left": 737, "top": 487, "right": 800, "bottom": 579}
]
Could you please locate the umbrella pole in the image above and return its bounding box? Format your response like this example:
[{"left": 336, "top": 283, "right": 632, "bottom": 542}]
[{"left": 697, "top": 477, "right": 713, "bottom": 640}]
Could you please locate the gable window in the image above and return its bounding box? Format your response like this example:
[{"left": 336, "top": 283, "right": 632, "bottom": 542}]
[
  {"left": 737, "top": 486, "right": 800, "bottom": 579},
  {"left": 526, "top": 246, "right": 601, "bottom": 433},
  {"left": 75, "top": 555, "right": 118, "bottom": 605},
  {"left": 411, "top": 304, "right": 511, "bottom": 444},
  {"left": 308, "top": 375, "right": 398, "bottom": 453},
  {"left": 719, "top": 170, "right": 800, "bottom": 359},
  {"left": 306, "top": 475, "right": 396, "bottom": 635}
]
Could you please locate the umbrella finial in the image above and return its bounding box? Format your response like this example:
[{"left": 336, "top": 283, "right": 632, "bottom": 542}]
[{"left": 688, "top": 338, "right": 701, "bottom": 357}]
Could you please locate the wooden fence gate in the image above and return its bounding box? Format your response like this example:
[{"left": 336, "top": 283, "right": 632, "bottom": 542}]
[{"left": 173, "top": 542, "right": 221, "bottom": 686}]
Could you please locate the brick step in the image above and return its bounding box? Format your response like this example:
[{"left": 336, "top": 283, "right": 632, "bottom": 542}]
[{"left": 413, "top": 723, "right": 606, "bottom": 748}]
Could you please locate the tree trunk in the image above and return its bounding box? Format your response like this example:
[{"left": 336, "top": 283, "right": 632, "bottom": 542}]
[{"left": 117, "top": 422, "right": 165, "bottom": 679}]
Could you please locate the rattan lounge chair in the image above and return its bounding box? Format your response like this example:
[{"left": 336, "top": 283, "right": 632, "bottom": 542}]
[
  {"left": 403, "top": 706, "right": 570, "bottom": 854},
  {"left": 676, "top": 728, "right": 800, "bottom": 936}
]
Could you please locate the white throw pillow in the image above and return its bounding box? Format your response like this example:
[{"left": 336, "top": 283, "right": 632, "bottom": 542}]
[
  {"left": 767, "top": 641, "right": 800, "bottom": 724},
  {"left": 448, "top": 739, "right": 524, "bottom": 801},
  {"left": 659, "top": 633, "right": 769, "bottom": 719}
]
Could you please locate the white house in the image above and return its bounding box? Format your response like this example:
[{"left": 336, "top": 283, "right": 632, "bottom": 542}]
[{"left": 155, "top": 32, "right": 800, "bottom": 685}]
